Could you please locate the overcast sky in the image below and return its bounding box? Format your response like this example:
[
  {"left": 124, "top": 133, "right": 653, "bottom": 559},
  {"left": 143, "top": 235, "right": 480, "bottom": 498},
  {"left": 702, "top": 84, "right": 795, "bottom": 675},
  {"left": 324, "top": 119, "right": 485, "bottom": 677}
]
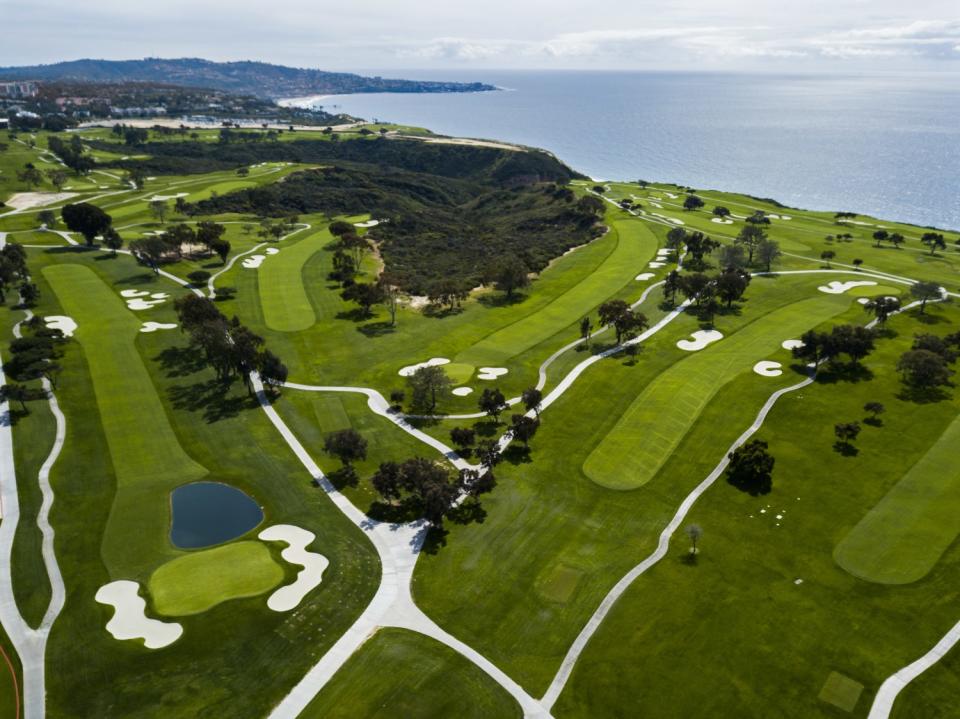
[{"left": 4, "top": 0, "right": 960, "bottom": 73}]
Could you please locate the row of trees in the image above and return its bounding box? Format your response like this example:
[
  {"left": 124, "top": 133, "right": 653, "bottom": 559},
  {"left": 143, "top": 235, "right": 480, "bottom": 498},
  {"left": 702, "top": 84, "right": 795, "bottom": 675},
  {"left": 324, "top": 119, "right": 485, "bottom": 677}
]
[
  {"left": 173, "top": 294, "right": 287, "bottom": 393},
  {"left": 0, "top": 242, "right": 32, "bottom": 305},
  {"left": 47, "top": 134, "right": 95, "bottom": 175},
  {"left": 130, "top": 221, "right": 230, "bottom": 273},
  {"left": 791, "top": 324, "right": 877, "bottom": 370}
]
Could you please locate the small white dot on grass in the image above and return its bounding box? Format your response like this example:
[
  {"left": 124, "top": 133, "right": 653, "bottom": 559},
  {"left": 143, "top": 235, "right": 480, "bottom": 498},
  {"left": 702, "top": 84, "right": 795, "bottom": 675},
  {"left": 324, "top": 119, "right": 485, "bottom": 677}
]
[
  {"left": 776, "top": 514, "right": 783, "bottom": 520},
  {"left": 795, "top": 578, "right": 803, "bottom": 585},
  {"left": 760, "top": 509, "right": 766, "bottom": 514}
]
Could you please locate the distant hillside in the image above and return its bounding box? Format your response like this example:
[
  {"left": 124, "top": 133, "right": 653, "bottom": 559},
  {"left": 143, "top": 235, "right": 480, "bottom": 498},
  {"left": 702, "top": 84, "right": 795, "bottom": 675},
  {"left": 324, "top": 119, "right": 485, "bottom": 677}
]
[{"left": 0, "top": 58, "right": 496, "bottom": 99}]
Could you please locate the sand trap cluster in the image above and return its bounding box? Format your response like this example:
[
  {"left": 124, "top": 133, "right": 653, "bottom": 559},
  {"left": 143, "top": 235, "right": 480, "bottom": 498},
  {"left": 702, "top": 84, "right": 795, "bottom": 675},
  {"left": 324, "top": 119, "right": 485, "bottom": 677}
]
[
  {"left": 259, "top": 525, "right": 329, "bottom": 612},
  {"left": 477, "top": 367, "right": 508, "bottom": 380},
  {"left": 120, "top": 289, "right": 169, "bottom": 310},
  {"left": 818, "top": 280, "right": 877, "bottom": 295},
  {"left": 711, "top": 217, "right": 734, "bottom": 224},
  {"left": 753, "top": 360, "right": 783, "bottom": 377},
  {"left": 44, "top": 315, "right": 77, "bottom": 337},
  {"left": 140, "top": 321, "right": 178, "bottom": 333},
  {"left": 635, "top": 272, "right": 655, "bottom": 281},
  {"left": 242, "top": 255, "right": 266, "bottom": 269},
  {"left": 781, "top": 339, "right": 805, "bottom": 350},
  {"left": 95, "top": 580, "right": 183, "bottom": 649},
  {"left": 353, "top": 219, "right": 380, "bottom": 228},
  {"left": 147, "top": 193, "right": 188, "bottom": 202},
  {"left": 399, "top": 357, "right": 450, "bottom": 377},
  {"left": 452, "top": 387, "right": 474, "bottom": 396},
  {"left": 677, "top": 330, "right": 723, "bottom": 351}
]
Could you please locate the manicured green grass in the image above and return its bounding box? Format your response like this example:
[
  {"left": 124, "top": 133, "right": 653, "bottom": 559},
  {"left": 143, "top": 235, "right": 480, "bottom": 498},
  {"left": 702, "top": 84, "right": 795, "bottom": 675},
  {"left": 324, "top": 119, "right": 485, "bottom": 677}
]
[
  {"left": 258, "top": 228, "right": 330, "bottom": 332},
  {"left": 41, "top": 263, "right": 207, "bottom": 577},
  {"left": 443, "top": 362, "right": 475, "bottom": 384},
  {"left": 848, "top": 284, "right": 902, "bottom": 297},
  {"left": 553, "top": 304, "right": 960, "bottom": 718},
  {"left": 583, "top": 293, "right": 849, "bottom": 490},
  {"left": 148, "top": 541, "right": 285, "bottom": 615},
  {"left": 301, "top": 628, "right": 522, "bottom": 719},
  {"left": 456, "top": 218, "right": 657, "bottom": 367},
  {"left": 26, "top": 249, "right": 380, "bottom": 718},
  {"left": 834, "top": 410, "right": 960, "bottom": 584}
]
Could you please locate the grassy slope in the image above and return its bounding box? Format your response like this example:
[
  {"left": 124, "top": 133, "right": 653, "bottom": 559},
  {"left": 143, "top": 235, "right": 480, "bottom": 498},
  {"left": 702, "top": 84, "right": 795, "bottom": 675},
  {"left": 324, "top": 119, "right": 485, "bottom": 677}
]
[
  {"left": 834, "top": 410, "right": 960, "bottom": 584},
  {"left": 148, "top": 541, "right": 285, "bottom": 616},
  {"left": 258, "top": 227, "right": 332, "bottom": 332},
  {"left": 24, "top": 248, "right": 379, "bottom": 717},
  {"left": 555, "top": 304, "right": 960, "bottom": 718},
  {"left": 301, "top": 628, "right": 522, "bottom": 719},
  {"left": 42, "top": 263, "right": 208, "bottom": 578},
  {"left": 583, "top": 291, "right": 848, "bottom": 489}
]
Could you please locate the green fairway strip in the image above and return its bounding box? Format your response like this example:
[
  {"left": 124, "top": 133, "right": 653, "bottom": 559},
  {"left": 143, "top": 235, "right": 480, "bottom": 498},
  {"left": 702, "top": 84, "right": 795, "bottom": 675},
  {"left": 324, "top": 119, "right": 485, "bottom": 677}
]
[
  {"left": 457, "top": 218, "right": 658, "bottom": 366},
  {"left": 42, "top": 264, "right": 206, "bottom": 575},
  {"left": 148, "top": 541, "right": 283, "bottom": 616},
  {"left": 834, "top": 412, "right": 960, "bottom": 584},
  {"left": 583, "top": 294, "right": 849, "bottom": 490},
  {"left": 259, "top": 229, "right": 330, "bottom": 332}
]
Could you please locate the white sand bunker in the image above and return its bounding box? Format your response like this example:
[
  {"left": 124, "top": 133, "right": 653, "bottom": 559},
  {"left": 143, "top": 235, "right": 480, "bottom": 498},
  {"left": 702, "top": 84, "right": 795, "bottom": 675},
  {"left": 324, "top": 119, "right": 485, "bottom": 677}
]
[
  {"left": 452, "top": 387, "right": 474, "bottom": 396},
  {"left": 782, "top": 339, "right": 805, "bottom": 350},
  {"left": 95, "top": 580, "right": 183, "bottom": 649},
  {"left": 259, "top": 525, "right": 329, "bottom": 612},
  {"left": 648, "top": 261, "right": 666, "bottom": 269},
  {"left": 754, "top": 361, "right": 783, "bottom": 377},
  {"left": 818, "top": 280, "right": 876, "bottom": 295},
  {"left": 45, "top": 315, "right": 77, "bottom": 337},
  {"left": 677, "top": 330, "right": 723, "bottom": 351},
  {"left": 242, "top": 255, "right": 266, "bottom": 269},
  {"left": 477, "top": 367, "right": 508, "bottom": 380},
  {"left": 122, "top": 291, "right": 168, "bottom": 311},
  {"left": 4, "top": 191, "right": 78, "bottom": 211},
  {"left": 650, "top": 201, "right": 663, "bottom": 209},
  {"left": 399, "top": 357, "right": 450, "bottom": 377},
  {"left": 140, "top": 321, "right": 177, "bottom": 333},
  {"left": 652, "top": 214, "right": 685, "bottom": 225},
  {"left": 354, "top": 219, "right": 380, "bottom": 228},
  {"left": 265, "top": 247, "right": 280, "bottom": 255},
  {"left": 635, "top": 272, "right": 655, "bottom": 281},
  {"left": 147, "top": 193, "right": 188, "bottom": 201},
  {"left": 857, "top": 297, "right": 871, "bottom": 305},
  {"left": 665, "top": 192, "right": 679, "bottom": 199},
  {"left": 711, "top": 218, "right": 733, "bottom": 224}
]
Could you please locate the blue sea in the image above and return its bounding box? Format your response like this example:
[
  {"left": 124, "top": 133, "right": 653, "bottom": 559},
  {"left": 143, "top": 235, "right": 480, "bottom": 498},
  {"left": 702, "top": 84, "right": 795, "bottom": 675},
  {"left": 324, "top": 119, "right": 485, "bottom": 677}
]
[{"left": 294, "top": 70, "right": 960, "bottom": 231}]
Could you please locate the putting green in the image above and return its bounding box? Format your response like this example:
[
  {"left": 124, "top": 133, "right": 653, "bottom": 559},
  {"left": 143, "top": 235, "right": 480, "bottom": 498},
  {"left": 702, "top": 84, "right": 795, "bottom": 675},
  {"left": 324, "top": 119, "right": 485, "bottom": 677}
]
[
  {"left": 259, "top": 228, "right": 330, "bottom": 332},
  {"left": 457, "top": 218, "right": 658, "bottom": 366},
  {"left": 42, "top": 264, "right": 207, "bottom": 576},
  {"left": 847, "top": 284, "right": 901, "bottom": 297},
  {"left": 148, "top": 541, "right": 284, "bottom": 616},
  {"left": 583, "top": 294, "right": 850, "bottom": 490},
  {"left": 833, "top": 411, "right": 960, "bottom": 584},
  {"left": 443, "top": 363, "right": 474, "bottom": 384}
]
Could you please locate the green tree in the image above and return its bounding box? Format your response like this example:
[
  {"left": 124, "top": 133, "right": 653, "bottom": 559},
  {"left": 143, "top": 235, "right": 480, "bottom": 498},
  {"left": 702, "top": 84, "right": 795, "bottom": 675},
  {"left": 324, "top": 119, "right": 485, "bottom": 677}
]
[
  {"left": 490, "top": 254, "right": 530, "bottom": 299},
  {"left": 61, "top": 202, "right": 112, "bottom": 246},
  {"left": 683, "top": 195, "right": 705, "bottom": 211},
  {"left": 408, "top": 365, "right": 451, "bottom": 412},
  {"left": 921, "top": 232, "right": 946, "bottom": 255},
  {"left": 521, "top": 387, "right": 543, "bottom": 417},
  {"left": 478, "top": 387, "right": 508, "bottom": 423},
  {"left": 735, "top": 224, "right": 766, "bottom": 264},
  {"left": 725, "top": 439, "right": 775, "bottom": 495},
  {"left": 755, "top": 238, "right": 782, "bottom": 272},
  {"left": 324, "top": 429, "right": 368, "bottom": 479},
  {"left": 910, "top": 281, "right": 941, "bottom": 313}
]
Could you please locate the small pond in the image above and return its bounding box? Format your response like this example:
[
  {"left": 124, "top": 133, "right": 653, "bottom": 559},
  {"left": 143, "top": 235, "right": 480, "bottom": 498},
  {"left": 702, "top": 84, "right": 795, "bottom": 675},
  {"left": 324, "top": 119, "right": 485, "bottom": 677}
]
[{"left": 170, "top": 481, "right": 264, "bottom": 549}]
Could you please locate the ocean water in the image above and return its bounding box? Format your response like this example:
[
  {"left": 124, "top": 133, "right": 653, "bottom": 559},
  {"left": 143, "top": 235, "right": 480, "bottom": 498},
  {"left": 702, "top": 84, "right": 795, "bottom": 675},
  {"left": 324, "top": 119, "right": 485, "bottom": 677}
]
[{"left": 296, "top": 70, "right": 960, "bottom": 230}]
